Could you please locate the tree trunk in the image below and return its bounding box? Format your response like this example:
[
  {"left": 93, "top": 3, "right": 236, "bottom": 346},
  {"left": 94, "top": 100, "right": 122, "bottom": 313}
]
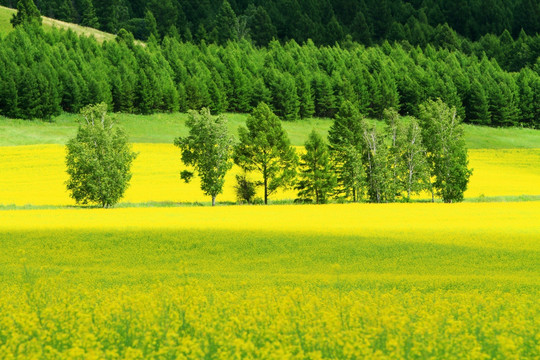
[
  {"left": 264, "top": 176, "right": 268, "bottom": 205},
  {"left": 407, "top": 169, "right": 413, "bottom": 201},
  {"left": 211, "top": 196, "right": 216, "bottom": 206},
  {"left": 263, "top": 163, "right": 268, "bottom": 205}
]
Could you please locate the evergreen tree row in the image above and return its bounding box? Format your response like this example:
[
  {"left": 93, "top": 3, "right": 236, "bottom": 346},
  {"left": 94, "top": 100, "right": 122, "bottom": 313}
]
[
  {"left": 2, "top": 0, "right": 539, "bottom": 48},
  {"left": 0, "top": 25, "right": 538, "bottom": 129}
]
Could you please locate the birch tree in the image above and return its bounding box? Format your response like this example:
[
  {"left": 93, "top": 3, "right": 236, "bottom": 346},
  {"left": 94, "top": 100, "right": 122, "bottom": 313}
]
[
  {"left": 419, "top": 99, "right": 472, "bottom": 203},
  {"left": 174, "top": 108, "right": 234, "bottom": 206}
]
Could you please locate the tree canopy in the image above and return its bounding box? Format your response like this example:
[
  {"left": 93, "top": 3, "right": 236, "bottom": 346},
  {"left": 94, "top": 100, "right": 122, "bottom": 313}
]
[
  {"left": 233, "top": 102, "right": 298, "bottom": 204},
  {"left": 65, "top": 103, "right": 137, "bottom": 208},
  {"left": 10, "top": 0, "right": 42, "bottom": 28},
  {"left": 174, "top": 108, "right": 234, "bottom": 206}
]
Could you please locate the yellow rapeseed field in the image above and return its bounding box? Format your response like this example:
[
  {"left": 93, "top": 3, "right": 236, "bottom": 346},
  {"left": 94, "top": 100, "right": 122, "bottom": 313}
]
[
  {"left": 0, "top": 144, "right": 539, "bottom": 206},
  {"left": 1, "top": 144, "right": 539, "bottom": 358},
  {"left": 0, "top": 202, "right": 539, "bottom": 358}
]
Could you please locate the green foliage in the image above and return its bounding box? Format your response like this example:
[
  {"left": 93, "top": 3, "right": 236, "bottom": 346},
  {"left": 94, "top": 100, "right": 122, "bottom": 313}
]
[
  {"left": 214, "top": 0, "right": 238, "bottom": 45},
  {"left": 234, "top": 102, "right": 298, "bottom": 204},
  {"left": 234, "top": 172, "right": 258, "bottom": 204},
  {"left": 362, "top": 124, "right": 393, "bottom": 203},
  {"left": 65, "top": 103, "right": 137, "bottom": 208},
  {"left": 144, "top": 10, "right": 158, "bottom": 40},
  {"left": 0, "top": 22, "right": 538, "bottom": 129},
  {"left": 466, "top": 79, "right": 491, "bottom": 125},
  {"left": 174, "top": 108, "right": 234, "bottom": 206},
  {"left": 384, "top": 108, "right": 406, "bottom": 202},
  {"left": 245, "top": 5, "right": 276, "bottom": 46},
  {"left": 296, "top": 130, "right": 336, "bottom": 204},
  {"left": 10, "top": 0, "right": 41, "bottom": 28},
  {"left": 400, "top": 118, "right": 430, "bottom": 201},
  {"left": 328, "top": 101, "right": 366, "bottom": 202},
  {"left": 79, "top": 0, "right": 99, "bottom": 28},
  {"left": 419, "top": 99, "right": 472, "bottom": 203}
]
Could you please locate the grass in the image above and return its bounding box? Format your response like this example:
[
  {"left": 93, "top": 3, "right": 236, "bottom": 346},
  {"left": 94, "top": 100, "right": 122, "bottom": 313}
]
[
  {"left": 2, "top": 111, "right": 540, "bottom": 148},
  {"left": 0, "top": 113, "right": 333, "bottom": 147},
  {"left": 0, "top": 5, "right": 13, "bottom": 36},
  {"left": 0, "top": 5, "right": 116, "bottom": 41},
  {"left": 463, "top": 123, "right": 540, "bottom": 149},
  {"left": 0, "top": 203, "right": 539, "bottom": 358}
]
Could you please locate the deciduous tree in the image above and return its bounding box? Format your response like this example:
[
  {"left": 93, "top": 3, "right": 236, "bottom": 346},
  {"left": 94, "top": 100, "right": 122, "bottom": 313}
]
[
  {"left": 418, "top": 99, "right": 472, "bottom": 203},
  {"left": 174, "top": 108, "right": 234, "bottom": 206},
  {"left": 65, "top": 103, "right": 137, "bottom": 208}
]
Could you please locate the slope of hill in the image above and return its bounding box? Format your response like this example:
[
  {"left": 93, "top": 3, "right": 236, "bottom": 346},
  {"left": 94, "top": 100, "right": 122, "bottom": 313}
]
[
  {"left": 0, "top": 5, "right": 115, "bottom": 41},
  {"left": 1, "top": 113, "right": 540, "bottom": 149}
]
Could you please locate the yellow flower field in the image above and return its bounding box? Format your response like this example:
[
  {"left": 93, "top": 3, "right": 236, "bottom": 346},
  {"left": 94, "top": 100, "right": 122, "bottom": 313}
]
[
  {"left": 0, "top": 144, "right": 539, "bottom": 206},
  {"left": 1, "top": 144, "right": 539, "bottom": 358},
  {"left": 0, "top": 202, "right": 539, "bottom": 358}
]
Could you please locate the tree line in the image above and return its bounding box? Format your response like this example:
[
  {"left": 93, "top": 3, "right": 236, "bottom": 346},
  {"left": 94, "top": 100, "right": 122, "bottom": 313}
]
[
  {"left": 2, "top": 0, "right": 539, "bottom": 49},
  {"left": 0, "top": 25, "right": 538, "bottom": 128},
  {"left": 67, "top": 100, "right": 471, "bottom": 208}
]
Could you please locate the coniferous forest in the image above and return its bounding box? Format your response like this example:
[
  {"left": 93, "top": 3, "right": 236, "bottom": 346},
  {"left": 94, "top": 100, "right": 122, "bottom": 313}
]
[{"left": 0, "top": 0, "right": 538, "bottom": 128}]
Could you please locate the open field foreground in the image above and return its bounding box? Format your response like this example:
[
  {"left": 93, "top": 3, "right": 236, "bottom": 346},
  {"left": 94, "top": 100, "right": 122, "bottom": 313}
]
[
  {"left": 1, "top": 145, "right": 539, "bottom": 206},
  {"left": 0, "top": 202, "right": 539, "bottom": 358}
]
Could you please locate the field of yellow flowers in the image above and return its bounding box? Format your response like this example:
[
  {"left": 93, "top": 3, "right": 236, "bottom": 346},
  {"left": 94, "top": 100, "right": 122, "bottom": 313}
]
[
  {"left": 1, "top": 145, "right": 539, "bottom": 206},
  {"left": 1, "top": 202, "right": 539, "bottom": 358},
  {"left": 1, "top": 143, "right": 539, "bottom": 358}
]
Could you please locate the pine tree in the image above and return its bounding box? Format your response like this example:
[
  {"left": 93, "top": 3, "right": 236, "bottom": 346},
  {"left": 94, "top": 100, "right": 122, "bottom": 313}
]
[
  {"left": 245, "top": 5, "right": 276, "bottom": 46},
  {"left": 16, "top": 67, "right": 41, "bottom": 119},
  {"left": 328, "top": 100, "right": 366, "bottom": 202},
  {"left": 296, "top": 72, "right": 315, "bottom": 119},
  {"left": 516, "top": 68, "right": 537, "bottom": 127},
  {"left": 147, "top": 0, "right": 179, "bottom": 40},
  {"left": 351, "top": 11, "right": 372, "bottom": 45},
  {"left": 313, "top": 74, "right": 337, "bottom": 118},
  {"left": 271, "top": 72, "right": 299, "bottom": 121},
  {"left": 56, "top": 0, "right": 75, "bottom": 22},
  {"left": 296, "top": 130, "right": 336, "bottom": 204},
  {"left": 233, "top": 102, "right": 298, "bottom": 204},
  {"left": 144, "top": 10, "right": 159, "bottom": 40},
  {"left": 325, "top": 16, "right": 344, "bottom": 45},
  {"left": 250, "top": 78, "right": 271, "bottom": 108},
  {"left": 466, "top": 79, "right": 490, "bottom": 125},
  {"left": 0, "top": 53, "right": 18, "bottom": 117},
  {"left": 11, "top": 0, "right": 42, "bottom": 28},
  {"left": 489, "top": 81, "right": 519, "bottom": 126},
  {"left": 214, "top": 0, "right": 238, "bottom": 45},
  {"left": 79, "top": 0, "right": 99, "bottom": 28},
  {"left": 223, "top": 54, "right": 250, "bottom": 112}
]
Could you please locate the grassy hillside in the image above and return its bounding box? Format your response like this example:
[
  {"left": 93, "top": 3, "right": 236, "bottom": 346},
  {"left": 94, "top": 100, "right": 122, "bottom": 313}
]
[
  {"left": 0, "top": 5, "right": 115, "bottom": 41},
  {"left": 0, "top": 113, "right": 333, "bottom": 147},
  {"left": 1, "top": 112, "right": 540, "bottom": 148}
]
